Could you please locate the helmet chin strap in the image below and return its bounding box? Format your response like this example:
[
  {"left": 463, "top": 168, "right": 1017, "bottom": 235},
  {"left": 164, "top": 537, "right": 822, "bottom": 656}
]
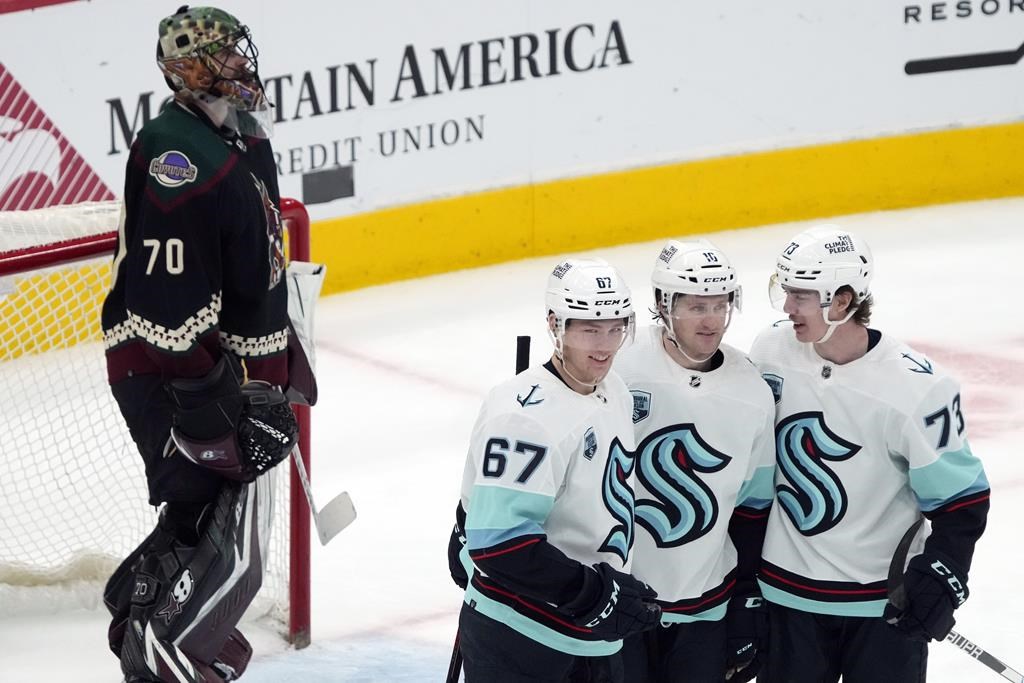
[
  {"left": 548, "top": 326, "right": 602, "bottom": 389},
  {"left": 663, "top": 312, "right": 729, "bottom": 365},
  {"left": 813, "top": 306, "right": 857, "bottom": 344},
  {"left": 664, "top": 328, "right": 717, "bottom": 364},
  {"left": 557, "top": 354, "right": 601, "bottom": 388}
]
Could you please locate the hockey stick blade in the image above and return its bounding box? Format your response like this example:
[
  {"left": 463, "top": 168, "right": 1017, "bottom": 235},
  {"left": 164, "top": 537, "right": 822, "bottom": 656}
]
[
  {"left": 885, "top": 518, "right": 924, "bottom": 616},
  {"left": 313, "top": 490, "right": 357, "bottom": 545},
  {"left": 291, "top": 446, "right": 357, "bottom": 545}
]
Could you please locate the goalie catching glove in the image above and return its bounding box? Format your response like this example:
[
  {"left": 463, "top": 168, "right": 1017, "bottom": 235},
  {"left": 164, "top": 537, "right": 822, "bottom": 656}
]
[{"left": 168, "top": 356, "right": 298, "bottom": 482}]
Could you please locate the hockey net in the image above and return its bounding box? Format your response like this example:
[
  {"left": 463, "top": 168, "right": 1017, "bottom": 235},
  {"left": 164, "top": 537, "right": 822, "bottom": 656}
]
[{"left": 0, "top": 199, "right": 312, "bottom": 646}]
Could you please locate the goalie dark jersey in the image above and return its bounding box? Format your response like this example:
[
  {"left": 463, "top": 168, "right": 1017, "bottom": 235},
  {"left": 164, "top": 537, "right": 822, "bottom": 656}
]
[{"left": 102, "top": 101, "right": 289, "bottom": 386}]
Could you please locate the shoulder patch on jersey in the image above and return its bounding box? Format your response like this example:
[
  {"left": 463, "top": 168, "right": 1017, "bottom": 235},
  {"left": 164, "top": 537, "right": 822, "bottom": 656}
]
[
  {"left": 583, "top": 426, "right": 598, "bottom": 460},
  {"left": 631, "top": 390, "right": 651, "bottom": 423},
  {"left": 762, "top": 373, "right": 783, "bottom": 403},
  {"left": 902, "top": 352, "right": 933, "bottom": 375},
  {"left": 148, "top": 150, "right": 198, "bottom": 187},
  {"left": 516, "top": 383, "right": 544, "bottom": 407}
]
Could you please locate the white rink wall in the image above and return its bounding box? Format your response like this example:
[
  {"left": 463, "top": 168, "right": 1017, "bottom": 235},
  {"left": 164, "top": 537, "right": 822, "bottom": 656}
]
[{"left": 0, "top": 1, "right": 1022, "bottom": 219}]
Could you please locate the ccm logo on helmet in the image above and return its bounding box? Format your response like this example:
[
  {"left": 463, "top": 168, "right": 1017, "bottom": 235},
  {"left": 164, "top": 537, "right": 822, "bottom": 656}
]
[
  {"left": 594, "top": 299, "right": 622, "bottom": 305},
  {"left": 702, "top": 276, "right": 728, "bottom": 283}
]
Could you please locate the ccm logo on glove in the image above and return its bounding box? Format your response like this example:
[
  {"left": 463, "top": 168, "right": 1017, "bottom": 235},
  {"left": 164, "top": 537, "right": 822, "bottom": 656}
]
[{"left": 928, "top": 559, "right": 967, "bottom": 606}]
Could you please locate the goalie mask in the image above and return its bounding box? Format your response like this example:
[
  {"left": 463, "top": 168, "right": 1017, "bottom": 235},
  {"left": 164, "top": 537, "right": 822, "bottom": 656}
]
[{"left": 156, "top": 5, "right": 273, "bottom": 138}]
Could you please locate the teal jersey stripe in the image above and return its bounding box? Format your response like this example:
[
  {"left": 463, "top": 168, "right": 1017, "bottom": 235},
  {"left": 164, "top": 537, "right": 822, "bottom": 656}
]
[
  {"left": 736, "top": 465, "right": 776, "bottom": 510},
  {"left": 466, "top": 520, "right": 544, "bottom": 550},
  {"left": 465, "top": 485, "right": 555, "bottom": 548},
  {"left": 909, "top": 441, "right": 990, "bottom": 512},
  {"left": 463, "top": 584, "right": 622, "bottom": 657},
  {"left": 759, "top": 581, "right": 887, "bottom": 618},
  {"left": 661, "top": 602, "right": 728, "bottom": 624}
]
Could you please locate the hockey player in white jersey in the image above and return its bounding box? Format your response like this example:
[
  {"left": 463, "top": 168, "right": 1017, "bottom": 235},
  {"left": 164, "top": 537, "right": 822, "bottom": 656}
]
[
  {"left": 452, "top": 258, "right": 661, "bottom": 683},
  {"left": 750, "top": 225, "right": 990, "bottom": 682},
  {"left": 614, "top": 240, "right": 776, "bottom": 683}
]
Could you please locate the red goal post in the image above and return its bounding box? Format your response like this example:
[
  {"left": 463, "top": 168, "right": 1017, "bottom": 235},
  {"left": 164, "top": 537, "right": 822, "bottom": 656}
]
[{"left": 0, "top": 197, "right": 312, "bottom": 647}]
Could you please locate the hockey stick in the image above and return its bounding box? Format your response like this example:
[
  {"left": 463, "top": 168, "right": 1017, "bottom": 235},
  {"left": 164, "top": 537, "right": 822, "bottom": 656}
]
[
  {"left": 444, "top": 630, "right": 463, "bottom": 683},
  {"left": 446, "top": 335, "right": 532, "bottom": 683},
  {"left": 887, "top": 520, "right": 1022, "bottom": 682},
  {"left": 291, "top": 445, "right": 357, "bottom": 545},
  {"left": 943, "top": 631, "right": 1024, "bottom": 683}
]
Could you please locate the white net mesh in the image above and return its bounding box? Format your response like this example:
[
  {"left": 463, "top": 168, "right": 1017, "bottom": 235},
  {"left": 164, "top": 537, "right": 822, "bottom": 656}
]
[
  {"left": 0, "top": 200, "right": 292, "bottom": 631},
  {"left": 0, "top": 201, "right": 122, "bottom": 252}
]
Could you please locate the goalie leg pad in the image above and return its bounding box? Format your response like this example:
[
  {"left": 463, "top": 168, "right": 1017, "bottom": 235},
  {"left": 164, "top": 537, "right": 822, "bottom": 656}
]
[
  {"left": 119, "top": 626, "right": 250, "bottom": 683},
  {"left": 119, "top": 478, "right": 273, "bottom": 680},
  {"left": 212, "top": 629, "right": 253, "bottom": 681},
  {"left": 120, "top": 622, "right": 225, "bottom": 683},
  {"left": 105, "top": 525, "right": 176, "bottom": 656}
]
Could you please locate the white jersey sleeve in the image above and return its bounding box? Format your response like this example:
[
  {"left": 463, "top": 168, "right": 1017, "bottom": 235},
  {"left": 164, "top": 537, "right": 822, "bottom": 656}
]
[
  {"left": 893, "top": 366, "right": 988, "bottom": 513},
  {"left": 461, "top": 406, "right": 562, "bottom": 551}
]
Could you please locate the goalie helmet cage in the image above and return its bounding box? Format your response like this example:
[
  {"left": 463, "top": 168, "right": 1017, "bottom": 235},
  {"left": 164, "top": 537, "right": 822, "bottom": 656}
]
[{"left": 0, "top": 198, "right": 313, "bottom": 648}]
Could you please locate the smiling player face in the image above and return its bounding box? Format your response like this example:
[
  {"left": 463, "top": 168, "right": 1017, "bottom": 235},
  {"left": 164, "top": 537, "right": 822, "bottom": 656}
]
[{"left": 559, "top": 318, "right": 630, "bottom": 387}]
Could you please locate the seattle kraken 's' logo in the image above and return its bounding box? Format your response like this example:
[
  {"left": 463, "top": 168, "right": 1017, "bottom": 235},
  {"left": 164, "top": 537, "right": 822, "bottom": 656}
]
[
  {"left": 598, "top": 437, "right": 636, "bottom": 563},
  {"left": 775, "top": 412, "right": 860, "bottom": 536},
  {"left": 634, "top": 425, "right": 731, "bottom": 548}
]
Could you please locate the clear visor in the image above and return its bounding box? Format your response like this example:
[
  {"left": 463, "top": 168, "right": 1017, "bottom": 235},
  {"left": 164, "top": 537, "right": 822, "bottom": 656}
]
[
  {"left": 559, "top": 314, "right": 636, "bottom": 353},
  {"left": 768, "top": 274, "right": 824, "bottom": 312},
  {"left": 668, "top": 293, "right": 738, "bottom": 321},
  {"left": 234, "top": 106, "right": 274, "bottom": 139}
]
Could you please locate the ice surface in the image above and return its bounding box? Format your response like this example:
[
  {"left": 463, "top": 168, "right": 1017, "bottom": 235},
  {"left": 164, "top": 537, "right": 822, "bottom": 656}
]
[{"left": 2, "top": 198, "right": 1021, "bottom": 682}]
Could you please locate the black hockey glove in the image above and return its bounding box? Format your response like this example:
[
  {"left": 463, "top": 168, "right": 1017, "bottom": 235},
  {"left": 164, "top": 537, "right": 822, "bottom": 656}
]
[
  {"left": 563, "top": 562, "right": 661, "bottom": 641},
  {"left": 883, "top": 550, "right": 968, "bottom": 642},
  {"left": 168, "top": 356, "right": 298, "bottom": 482},
  {"left": 447, "top": 502, "right": 469, "bottom": 590},
  {"left": 725, "top": 592, "right": 768, "bottom": 682}
]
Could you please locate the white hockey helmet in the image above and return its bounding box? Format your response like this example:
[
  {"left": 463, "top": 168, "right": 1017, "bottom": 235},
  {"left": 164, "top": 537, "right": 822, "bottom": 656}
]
[
  {"left": 770, "top": 224, "right": 873, "bottom": 308},
  {"left": 545, "top": 257, "right": 635, "bottom": 352},
  {"left": 651, "top": 239, "right": 742, "bottom": 315}
]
